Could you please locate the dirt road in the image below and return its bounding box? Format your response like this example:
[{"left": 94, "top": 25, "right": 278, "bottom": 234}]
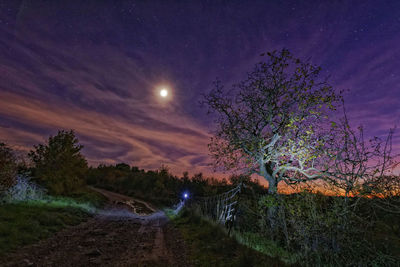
[{"left": 2, "top": 188, "right": 191, "bottom": 267}]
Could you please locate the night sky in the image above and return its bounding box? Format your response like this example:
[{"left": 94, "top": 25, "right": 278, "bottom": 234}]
[{"left": 0, "top": 0, "right": 399, "bottom": 178}]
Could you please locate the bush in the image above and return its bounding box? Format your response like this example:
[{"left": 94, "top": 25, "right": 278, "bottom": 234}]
[{"left": 0, "top": 143, "right": 17, "bottom": 194}]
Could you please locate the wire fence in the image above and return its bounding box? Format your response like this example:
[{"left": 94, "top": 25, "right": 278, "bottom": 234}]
[{"left": 187, "top": 183, "right": 262, "bottom": 235}]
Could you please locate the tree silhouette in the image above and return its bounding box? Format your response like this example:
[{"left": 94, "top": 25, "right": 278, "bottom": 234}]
[{"left": 0, "top": 142, "right": 17, "bottom": 193}]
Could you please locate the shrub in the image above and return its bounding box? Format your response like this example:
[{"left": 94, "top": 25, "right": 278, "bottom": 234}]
[
  {"left": 1, "top": 175, "right": 46, "bottom": 203},
  {"left": 257, "top": 191, "right": 397, "bottom": 266}
]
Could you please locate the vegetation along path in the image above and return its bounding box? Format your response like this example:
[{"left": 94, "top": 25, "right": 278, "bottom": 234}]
[{"left": 2, "top": 188, "right": 191, "bottom": 267}]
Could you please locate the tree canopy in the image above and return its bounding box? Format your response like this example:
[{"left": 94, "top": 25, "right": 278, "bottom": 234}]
[{"left": 204, "top": 49, "right": 341, "bottom": 194}]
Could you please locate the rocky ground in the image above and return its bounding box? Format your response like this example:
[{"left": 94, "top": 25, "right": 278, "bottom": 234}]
[{"left": 2, "top": 189, "right": 192, "bottom": 267}]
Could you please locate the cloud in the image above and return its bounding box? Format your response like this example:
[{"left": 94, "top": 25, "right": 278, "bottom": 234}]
[
  {"left": 1, "top": 0, "right": 400, "bottom": 180},
  {"left": 0, "top": 21, "right": 213, "bottom": 176}
]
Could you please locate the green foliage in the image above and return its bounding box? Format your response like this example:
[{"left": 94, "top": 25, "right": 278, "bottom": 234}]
[
  {"left": 0, "top": 142, "right": 17, "bottom": 194},
  {"left": 258, "top": 194, "right": 279, "bottom": 208},
  {"left": 28, "top": 130, "right": 88, "bottom": 195}
]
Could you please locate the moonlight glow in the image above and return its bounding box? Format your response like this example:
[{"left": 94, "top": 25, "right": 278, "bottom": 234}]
[{"left": 160, "top": 89, "right": 168, "bottom": 98}]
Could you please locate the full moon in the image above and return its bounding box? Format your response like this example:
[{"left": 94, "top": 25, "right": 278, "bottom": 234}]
[{"left": 160, "top": 89, "right": 168, "bottom": 97}]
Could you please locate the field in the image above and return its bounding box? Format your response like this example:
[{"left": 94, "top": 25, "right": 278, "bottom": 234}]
[{"left": 0, "top": 188, "right": 106, "bottom": 256}]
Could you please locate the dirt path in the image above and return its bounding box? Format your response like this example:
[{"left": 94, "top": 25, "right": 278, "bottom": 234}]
[
  {"left": 89, "top": 187, "right": 157, "bottom": 215},
  {"left": 2, "top": 188, "right": 191, "bottom": 267}
]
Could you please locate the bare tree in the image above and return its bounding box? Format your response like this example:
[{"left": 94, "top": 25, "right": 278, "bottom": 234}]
[
  {"left": 326, "top": 103, "right": 398, "bottom": 205},
  {"left": 203, "top": 49, "right": 340, "bottom": 196}
]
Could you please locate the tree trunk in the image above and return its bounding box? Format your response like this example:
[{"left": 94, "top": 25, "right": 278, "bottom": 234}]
[
  {"left": 344, "top": 190, "right": 349, "bottom": 204},
  {"left": 267, "top": 176, "right": 277, "bottom": 195},
  {"left": 260, "top": 161, "right": 277, "bottom": 194},
  {"left": 266, "top": 177, "right": 279, "bottom": 237},
  {"left": 261, "top": 162, "right": 280, "bottom": 239}
]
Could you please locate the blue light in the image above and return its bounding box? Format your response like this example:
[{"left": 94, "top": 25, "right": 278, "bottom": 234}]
[{"left": 183, "top": 192, "right": 189, "bottom": 199}]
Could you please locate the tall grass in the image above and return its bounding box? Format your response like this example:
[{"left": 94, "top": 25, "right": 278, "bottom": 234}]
[{"left": 233, "top": 231, "right": 298, "bottom": 265}]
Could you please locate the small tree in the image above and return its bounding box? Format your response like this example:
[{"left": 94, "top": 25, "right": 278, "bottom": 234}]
[
  {"left": 28, "top": 130, "right": 88, "bottom": 195},
  {"left": 0, "top": 142, "right": 17, "bottom": 194},
  {"left": 203, "top": 49, "right": 340, "bottom": 196}
]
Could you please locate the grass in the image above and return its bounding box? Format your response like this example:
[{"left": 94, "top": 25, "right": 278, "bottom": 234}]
[
  {"left": 0, "top": 202, "right": 88, "bottom": 255},
  {"left": 171, "top": 209, "right": 286, "bottom": 267},
  {"left": 0, "top": 187, "right": 107, "bottom": 256},
  {"left": 233, "top": 231, "right": 298, "bottom": 265},
  {"left": 64, "top": 187, "right": 108, "bottom": 209},
  {"left": 164, "top": 207, "right": 179, "bottom": 219}
]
